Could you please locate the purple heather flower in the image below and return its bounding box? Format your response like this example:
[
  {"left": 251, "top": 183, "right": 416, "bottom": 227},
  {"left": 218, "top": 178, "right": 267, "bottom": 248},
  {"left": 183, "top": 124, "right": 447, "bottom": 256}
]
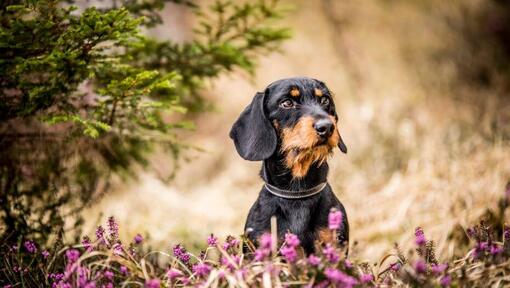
[
  {"left": 24, "top": 240, "right": 37, "bottom": 253},
  {"left": 235, "top": 268, "right": 248, "bottom": 280},
  {"left": 322, "top": 243, "right": 340, "bottom": 263},
  {"left": 42, "top": 250, "right": 50, "bottom": 259},
  {"left": 107, "top": 216, "right": 119, "bottom": 240},
  {"left": 65, "top": 249, "right": 80, "bottom": 263},
  {"left": 222, "top": 236, "right": 240, "bottom": 250},
  {"left": 112, "top": 243, "right": 123, "bottom": 255},
  {"left": 254, "top": 248, "right": 270, "bottom": 261},
  {"left": 504, "top": 225, "right": 510, "bottom": 242},
  {"left": 221, "top": 255, "right": 241, "bottom": 271},
  {"left": 490, "top": 244, "right": 503, "bottom": 255},
  {"left": 260, "top": 233, "right": 274, "bottom": 250},
  {"left": 192, "top": 263, "right": 211, "bottom": 277},
  {"left": 167, "top": 268, "right": 183, "bottom": 280},
  {"left": 284, "top": 233, "right": 300, "bottom": 248},
  {"left": 344, "top": 259, "right": 353, "bottom": 269},
  {"left": 172, "top": 244, "right": 190, "bottom": 264},
  {"left": 104, "top": 270, "right": 114, "bottom": 281},
  {"left": 360, "top": 273, "right": 374, "bottom": 283},
  {"left": 307, "top": 254, "right": 321, "bottom": 266},
  {"left": 415, "top": 227, "right": 426, "bottom": 246},
  {"left": 96, "top": 225, "right": 106, "bottom": 243},
  {"left": 82, "top": 236, "right": 93, "bottom": 252},
  {"left": 390, "top": 262, "right": 401, "bottom": 271},
  {"left": 328, "top": 209, "right": 343, "bottom": 230},
  {"left": 207, "top": 234, "right": 218, "bottom": 247},
  {"left": 431, "top": 263, "right": 448, "bottom": 275},
  {"left": 134, "top": 234, "right": 143, "bottom": 244},
  {"left": 440, "top": 275, "right": 451, "bottom": 287},
  {"left": 414, "top": 260, "right": 427, "bottom": 274},
  {"left": 144, "top": 279, "right": 160, "bottom": 288},
  {"left": 466, "top": 227, "right": 475, "bottom": 238},
  {"left": 120, "top": 266, "right": 128, "bottom": 275},
  {"left": 280, "top": 245, "right": 298, "bottom": 262},
  {"left": 324, "top": 268, "right": 358, "bottom": 287}
]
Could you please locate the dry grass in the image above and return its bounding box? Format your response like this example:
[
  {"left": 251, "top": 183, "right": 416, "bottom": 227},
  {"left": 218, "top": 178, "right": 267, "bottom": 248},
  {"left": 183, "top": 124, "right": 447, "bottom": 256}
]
[{"left": 81, "top": 0, "right": 510, "bottom": 262}]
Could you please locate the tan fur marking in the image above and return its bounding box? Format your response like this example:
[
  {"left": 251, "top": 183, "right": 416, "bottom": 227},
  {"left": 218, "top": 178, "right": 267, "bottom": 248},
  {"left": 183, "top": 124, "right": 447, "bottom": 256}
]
[
  {"left": 273, "top": 120, "right": 279, "bottom": 129},
  {"left": 280, "top": 116, "right": 340, "bottom": 178},
  {"left": 290, "top": 88, "right": 300, "bottom": 97},
  {"left": 314, "top": 88, "right": 323, "bottom": 97},
  {"left": 317, "top": 228, "right": 336, "bottom": 244}
]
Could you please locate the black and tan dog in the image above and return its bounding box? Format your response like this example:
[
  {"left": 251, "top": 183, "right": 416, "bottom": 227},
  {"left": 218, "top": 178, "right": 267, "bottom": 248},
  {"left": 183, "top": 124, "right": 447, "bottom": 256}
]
[{"left": 230, "top": 77, "right": 349, "bottom": 254}]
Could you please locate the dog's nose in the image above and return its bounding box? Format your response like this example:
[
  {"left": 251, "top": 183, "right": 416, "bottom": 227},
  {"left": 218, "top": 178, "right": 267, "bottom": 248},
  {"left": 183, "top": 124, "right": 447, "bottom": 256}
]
[{"left": 314, "top": 118, "right": 334, "bottom": 138}]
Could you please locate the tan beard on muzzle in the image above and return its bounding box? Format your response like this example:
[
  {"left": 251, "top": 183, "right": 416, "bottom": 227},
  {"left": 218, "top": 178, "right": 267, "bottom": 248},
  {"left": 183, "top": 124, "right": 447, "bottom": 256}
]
[{"left": 280, "top": 116, "right": 339, "bottom": 178}]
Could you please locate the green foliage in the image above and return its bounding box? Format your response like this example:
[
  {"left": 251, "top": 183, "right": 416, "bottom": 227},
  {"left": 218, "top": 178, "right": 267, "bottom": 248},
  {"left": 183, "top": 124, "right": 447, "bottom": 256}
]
[{"left": 0, "top": 0, "right": 290, "bottom": 244}]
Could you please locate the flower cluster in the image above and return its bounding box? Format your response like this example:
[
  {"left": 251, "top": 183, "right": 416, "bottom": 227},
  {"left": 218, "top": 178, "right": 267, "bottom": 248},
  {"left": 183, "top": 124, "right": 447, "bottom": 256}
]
[{"left": 2, "top": 198, "right": 510, "bottom": 288}]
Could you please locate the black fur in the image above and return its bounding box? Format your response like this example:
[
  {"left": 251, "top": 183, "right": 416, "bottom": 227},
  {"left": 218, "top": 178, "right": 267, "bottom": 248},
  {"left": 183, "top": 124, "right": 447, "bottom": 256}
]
[{"left": 230, "top": 77, "right": 349, "bottom": 254}]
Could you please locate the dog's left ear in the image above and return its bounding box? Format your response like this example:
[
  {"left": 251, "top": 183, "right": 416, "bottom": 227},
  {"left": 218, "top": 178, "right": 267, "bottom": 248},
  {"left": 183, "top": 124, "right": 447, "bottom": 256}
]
[
  {"left": 332, "top": 111, "right": 347, "bottom": 154},
  {"left": 230, "top": 91, "right": 277, "bottom": 161},
  {"left": 338, "top": 132, "right": 347, "bottom": 154}
]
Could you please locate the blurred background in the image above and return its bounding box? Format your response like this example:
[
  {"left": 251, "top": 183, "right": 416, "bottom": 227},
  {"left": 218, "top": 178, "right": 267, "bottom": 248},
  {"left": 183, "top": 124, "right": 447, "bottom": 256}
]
[
  {"left": 2, "top": 0, "right": 509, "bottom": 264},
  {"left": 81, "top": 0, "right": 510, "bottom": 261}
]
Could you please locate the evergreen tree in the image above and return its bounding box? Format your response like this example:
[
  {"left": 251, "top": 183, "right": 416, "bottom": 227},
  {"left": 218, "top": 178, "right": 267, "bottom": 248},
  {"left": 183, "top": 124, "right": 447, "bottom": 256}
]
[{"left": 0, "top": 0, "right": 290, "bottom": 243}]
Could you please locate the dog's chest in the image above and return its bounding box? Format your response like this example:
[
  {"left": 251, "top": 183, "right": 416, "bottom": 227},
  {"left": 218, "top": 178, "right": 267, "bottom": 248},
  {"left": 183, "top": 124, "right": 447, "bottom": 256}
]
[{"left": 277, "top": 198, "right": 320, "bottom": 234}]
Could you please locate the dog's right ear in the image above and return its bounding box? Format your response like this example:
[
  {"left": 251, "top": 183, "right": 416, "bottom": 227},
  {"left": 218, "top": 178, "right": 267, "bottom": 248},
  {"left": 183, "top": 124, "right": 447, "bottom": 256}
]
[{"left": 230, "top": 91, "right": 277, "bottom": 161}]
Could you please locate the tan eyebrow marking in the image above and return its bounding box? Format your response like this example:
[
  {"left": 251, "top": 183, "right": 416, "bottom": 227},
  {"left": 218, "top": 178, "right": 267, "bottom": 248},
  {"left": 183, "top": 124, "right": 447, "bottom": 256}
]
[
  {"left": 314, "top": 88, "right": 323, "bottom": 97},
  {"left": 290, "top": 88, "right": 300, "bottom": 97}
]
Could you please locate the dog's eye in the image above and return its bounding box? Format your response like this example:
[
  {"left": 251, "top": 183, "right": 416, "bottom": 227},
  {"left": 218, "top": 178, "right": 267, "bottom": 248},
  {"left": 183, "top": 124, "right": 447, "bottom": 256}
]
[
  {"left": 320, "top": 97, "right": 330, "bottom": 106},
  {"left": 280, "top": 99, "right": 294, "bottom": 109}
]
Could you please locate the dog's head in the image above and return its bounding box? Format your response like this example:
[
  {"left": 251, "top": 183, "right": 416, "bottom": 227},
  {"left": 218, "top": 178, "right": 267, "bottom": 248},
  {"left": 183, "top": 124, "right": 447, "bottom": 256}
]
[{"left": 230, "top": 77, "right": 347, "bottom": 178}]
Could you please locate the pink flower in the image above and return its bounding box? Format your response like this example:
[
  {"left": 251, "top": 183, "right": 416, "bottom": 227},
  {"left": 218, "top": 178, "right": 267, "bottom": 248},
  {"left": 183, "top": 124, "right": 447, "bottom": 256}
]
[
  {"left": 107, "top": 216, "right": 119, "bottom": 240},
  {"left": 431, "top": 263, "right": 448, "bottom": 275},
  {"left": 260, "top": 233, "right": 273, "bottom": 250},
  {"left": 490, "top": 244, "right": 503, "bottom": 255},
  {"left": 82, "top": 236, "right": 93, "bottom": 252},
  {"left": 344, "top": 259, "right": 353, "bottom": 269},
  {"left": 207, "top": 234, "right": 218, "bottom": 247},
  {"left": 24, "top": 240, "right": 37, "bottom": 253},
  {"left": 120, "top": 266, "right": 128, "bottom": 275},
  {"left": 144, "top": 279, "right": 160, "bottom": 288},
  {"left": 112, "top": 243, "right": 123, "bottom": 255},
  {"left": 415, "top": 227, "right": 426, "bottom": 246},
  {"left": 192, "top": 263, "right": 211, "bottom": 278},
  {"left": 322, "top": 243, "right": 339, "bottom": 263},
  {"left": 307, "top": 254, "right": 321, "bottom": 266},
  {"left": 42, "top": 250, "right": 50, "bottom": 259},
  {"left": 284, "top": 233, "right": 300, "bottom": 247},
  {"left": 104, "top": 270, "right": 114, "bottom": 280},
  {"left": 221, "top": 255, "right": 241, "bottom": 271},
  {"left": 328, "top": 209, "right": 343, "bottom": 230},
  {"left": 172, "top": 244, "right": 190, "bottom": 264},
  {"left": 504, "top": 225, "right": 510, "bottom": 242},
  {"left": 280, "top": 245, "right": 297, "bottom": 263},
  {"left": 254, "top": 248, "right": 270, "bottom": 261},
  {"left": 324, "top": 268, "right": 358, "bottom": 287},
  {"left": 65, "top": 249, "right": 80, "bottom": 263},
  {"left": 440, "top": 275, "right": 451, "bottom": 287},
  {"left": 96, "top": 226, "right": 106, "bottom": 244},
  {"left": 390, "top": 262, "right": 401, "bottom": 271},
  {"left": 167, "top": 268, "right": 183, "bottom": 280},
  {"left": 360, "top": 274, "right": 374, "bottom": 283},
  {"left": 134, "top": 234, "right": 143, "bottom": 244},
  {"left": 414, "top": 260, "right": 427, "bottom": 274}
]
